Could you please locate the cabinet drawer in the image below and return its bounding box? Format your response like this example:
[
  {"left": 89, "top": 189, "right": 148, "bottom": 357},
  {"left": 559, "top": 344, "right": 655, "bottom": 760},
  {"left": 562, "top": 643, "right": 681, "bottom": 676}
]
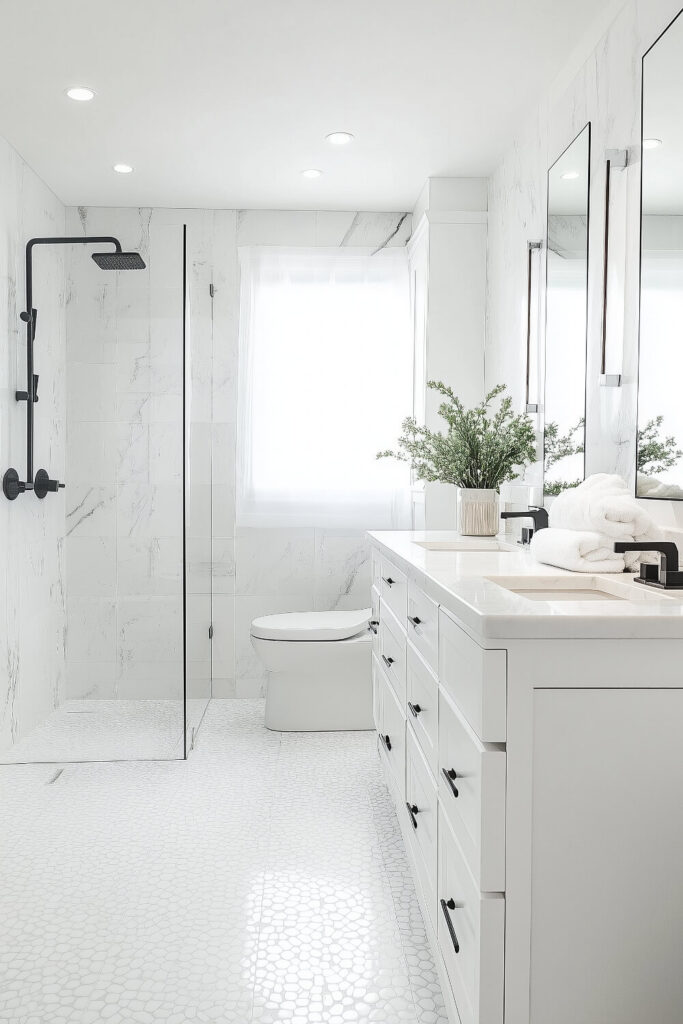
[
  {"left": 438, "top": 810, "right": 504, "bottom": 1024},
  {"left": 371, "top": 547, "right": 381, "bottom": 590},
  {"left": 379, "top": 606, "right": 407, "bottom": 705},
  {"left": 407, "top": 642, "right": 438, "bottom": 776},
  {"left": 406, "top": 728, "right": 438, "bottom": 926},
  {"left": 377, "top": 660, "right": 406, "bottom": 802},
  {"left": 439, "top": 689, "right": 506, "bottom": 892},
  {"left": 380, "top": 555, "right": 408, "bottom": 623},
  {"left": 407, "top": 581, "right": 438, "bottom": 672},
  {"left": 370, "top": 585, "right": 380, "bottom": 658},
  {"left": 372, "top": 653, "right": 382, "bottom": 733},
  {"left": 439, "top": 609, "right": 507, "bottom": 742}
]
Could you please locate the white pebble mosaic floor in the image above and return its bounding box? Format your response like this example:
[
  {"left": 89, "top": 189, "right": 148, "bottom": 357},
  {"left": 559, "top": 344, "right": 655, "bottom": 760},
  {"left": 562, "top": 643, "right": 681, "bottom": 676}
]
[{"left": 0, "top": 699, "right": 447, "bottom": 1024}]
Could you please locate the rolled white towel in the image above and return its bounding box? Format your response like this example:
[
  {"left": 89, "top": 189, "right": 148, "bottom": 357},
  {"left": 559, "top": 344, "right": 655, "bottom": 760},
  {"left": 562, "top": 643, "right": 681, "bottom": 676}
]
[
  {"left": 530, "top": 527, "right": 626, "bottom": 574},
  {"left": 549, "top": 474, "right": 657, "bottom": 542}
]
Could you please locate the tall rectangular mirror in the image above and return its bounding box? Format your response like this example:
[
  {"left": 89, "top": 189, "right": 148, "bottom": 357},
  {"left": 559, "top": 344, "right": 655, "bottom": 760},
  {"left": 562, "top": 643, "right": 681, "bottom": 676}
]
[
  {"left": 543, "top": 123, "right": 590, "bottom": 498},
  {"left": 637, "top": 10, "right": 683, "bottom": 499}
]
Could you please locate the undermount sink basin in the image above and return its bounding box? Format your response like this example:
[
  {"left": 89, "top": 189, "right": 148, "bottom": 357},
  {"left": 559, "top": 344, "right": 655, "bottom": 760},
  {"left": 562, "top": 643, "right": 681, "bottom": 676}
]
[
  {"left": 414, "top": 540, "right": 514, "bottom": 552},
  {"left": 486, "top": 575, "right": 674, "bottom": 603}
]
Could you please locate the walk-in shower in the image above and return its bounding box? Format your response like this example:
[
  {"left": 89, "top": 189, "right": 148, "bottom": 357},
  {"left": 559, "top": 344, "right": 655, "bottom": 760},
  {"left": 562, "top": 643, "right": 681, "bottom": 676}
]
[
  {"left": 0, "top": 218, "right": 208, "bottom": 765},
  {"left": 3, "top": 235, "right": 146, "bottom": 501}
]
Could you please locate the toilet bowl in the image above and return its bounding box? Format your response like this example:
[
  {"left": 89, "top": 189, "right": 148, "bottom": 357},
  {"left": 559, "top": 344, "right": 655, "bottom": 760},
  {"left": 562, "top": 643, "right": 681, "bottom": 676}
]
[{"left": 250, "top": 608, "right": 373, "bottom": 732}]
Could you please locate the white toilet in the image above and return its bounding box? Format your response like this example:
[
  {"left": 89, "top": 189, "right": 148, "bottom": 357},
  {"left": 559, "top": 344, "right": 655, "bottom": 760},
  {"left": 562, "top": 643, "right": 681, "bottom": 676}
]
[{"left": 250, "top": 608, "right": 373, "bottom": 731}]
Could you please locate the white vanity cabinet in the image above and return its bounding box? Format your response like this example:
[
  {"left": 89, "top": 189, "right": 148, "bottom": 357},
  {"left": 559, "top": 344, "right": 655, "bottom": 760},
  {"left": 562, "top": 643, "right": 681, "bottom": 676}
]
[{"left": 369, "top": 534, "right": 683, "bottom": 1024}]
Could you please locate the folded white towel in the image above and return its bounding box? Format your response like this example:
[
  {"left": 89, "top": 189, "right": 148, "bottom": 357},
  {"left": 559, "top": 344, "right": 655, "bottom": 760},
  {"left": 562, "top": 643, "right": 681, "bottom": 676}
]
[
  {"left": 530, "top": 527, "right": 626, "bottom": 574},
  {"left": 549, "top": 473, "right": 657, "bottom": 546}
]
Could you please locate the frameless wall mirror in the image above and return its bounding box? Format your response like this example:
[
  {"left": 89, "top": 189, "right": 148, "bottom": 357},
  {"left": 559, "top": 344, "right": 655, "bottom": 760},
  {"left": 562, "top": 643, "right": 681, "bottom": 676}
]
[
  {"left": 543, "top": 123, "right": 590, "bottom": 498},
  {"left": 637, "top": 10, "right": 683, "bottom": 499}
]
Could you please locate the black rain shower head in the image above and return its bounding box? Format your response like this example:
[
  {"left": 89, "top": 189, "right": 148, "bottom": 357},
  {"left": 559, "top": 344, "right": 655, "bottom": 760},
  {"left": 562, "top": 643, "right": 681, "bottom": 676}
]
[{"left": 92, "top": 251, "right": 146, "bottom": 270}]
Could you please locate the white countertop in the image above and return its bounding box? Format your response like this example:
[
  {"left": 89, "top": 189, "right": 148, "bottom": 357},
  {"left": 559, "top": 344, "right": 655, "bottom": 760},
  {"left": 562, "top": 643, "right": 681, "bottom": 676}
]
[{"left": 368, "top": 530, "right": 683, "bottom": 641}]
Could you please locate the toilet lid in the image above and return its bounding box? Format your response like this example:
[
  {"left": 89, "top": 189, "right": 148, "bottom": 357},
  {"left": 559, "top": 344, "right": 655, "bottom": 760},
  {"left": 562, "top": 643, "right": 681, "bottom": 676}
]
[{"left": 251, "top": 608, "right": 372, "bottom": 641}]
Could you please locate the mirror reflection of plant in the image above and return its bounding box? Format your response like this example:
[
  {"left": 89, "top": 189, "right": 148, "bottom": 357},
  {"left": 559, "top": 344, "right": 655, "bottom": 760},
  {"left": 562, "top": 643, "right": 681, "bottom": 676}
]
[
  {"left": 543, "top": 418, "right": 584, "bottom": 473},
  {"left": 377, "top": 382, "right": 536, "bottom": 490},
  {"left": 543, "top": 479, "right": 582, "bottom": 497},
  {"left": 637, "top": 416, "right": 683, "bottom": 476}
]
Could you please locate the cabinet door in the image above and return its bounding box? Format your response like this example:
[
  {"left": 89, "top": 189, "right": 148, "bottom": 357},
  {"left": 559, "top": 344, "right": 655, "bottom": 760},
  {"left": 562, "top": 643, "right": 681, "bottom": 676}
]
[
  {"left": 528, "top": 688, "right": 683, "bottom": 1024},
  {"left": 438, "top": 810, "right": 504, "bottom": 1024}
]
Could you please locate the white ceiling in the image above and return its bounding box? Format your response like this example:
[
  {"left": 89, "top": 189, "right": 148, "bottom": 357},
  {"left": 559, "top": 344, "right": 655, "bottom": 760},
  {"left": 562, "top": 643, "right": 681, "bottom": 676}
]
[{"left": 0, "top": 0, "right": 618, "bottom": 211}]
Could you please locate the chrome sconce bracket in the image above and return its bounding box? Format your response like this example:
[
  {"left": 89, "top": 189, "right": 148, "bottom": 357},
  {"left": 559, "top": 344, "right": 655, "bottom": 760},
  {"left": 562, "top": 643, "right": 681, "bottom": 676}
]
[
  {"left": 525, "top": 240, "right": 543, "bottom": 414},
  {"left": 600, "top": 148, "right": 629, "bottom": 389}
]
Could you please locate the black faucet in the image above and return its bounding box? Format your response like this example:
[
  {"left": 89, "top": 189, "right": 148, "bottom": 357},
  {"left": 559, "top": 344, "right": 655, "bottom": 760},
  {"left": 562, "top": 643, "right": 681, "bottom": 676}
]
[
  {"left": 614, "top": 541, "right": 683, "bottom": 589},
  {"left": 500, "top": 506, "right": 549, "bottom": 545}
]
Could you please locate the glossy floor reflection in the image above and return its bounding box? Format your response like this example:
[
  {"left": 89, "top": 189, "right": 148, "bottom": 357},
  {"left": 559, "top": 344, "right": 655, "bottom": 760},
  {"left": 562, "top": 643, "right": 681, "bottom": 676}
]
[
  {"left": 0, "top": 699, "right": 210, "bottom": 764},
  {"left": 0, "top": 700, "right": 446, "bottom": 1023}
]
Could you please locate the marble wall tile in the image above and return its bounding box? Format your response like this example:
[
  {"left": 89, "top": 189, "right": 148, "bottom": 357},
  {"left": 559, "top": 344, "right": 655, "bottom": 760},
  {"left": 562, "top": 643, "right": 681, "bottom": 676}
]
[
  {"left": 0, "top": 134, "right": 67, "bottom": 753},
  {"left": 211, "top": 594, "right": 235, "bottom": 681},
  {"left": 186, "top": 536, "right": 213, "bottom": 596},
  {"left": 313, "top": 530, "right": 372, "bottom": 611},
  {"left": 65, "top": 485, "right": 116, "bottom": 538},
  {"left": 117, "top": 537, "right": 182, "bottom": 597},
  {"left": 117, "top": 596, "right": 183, "bottom": 665},
  {"left": 212, "top": 538, "right": 235, "bottom": 595},
  {"left": 66, "top": 536, "right": 116, "bottom": 598},
  {"left": 235, "top": 528, "right": 316, "bottom": 598},
  {"left": 116, "top": 481, "right": 183, "bottom": 539},
  {"left": 67, "top": 598, "right": 116, "bottom": 662}
]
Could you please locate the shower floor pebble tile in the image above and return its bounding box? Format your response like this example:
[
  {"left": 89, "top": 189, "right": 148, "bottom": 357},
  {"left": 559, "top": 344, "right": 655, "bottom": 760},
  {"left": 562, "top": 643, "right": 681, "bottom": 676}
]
[{"left": 0, "top": 700, "right": 447, "bottom": 1024}]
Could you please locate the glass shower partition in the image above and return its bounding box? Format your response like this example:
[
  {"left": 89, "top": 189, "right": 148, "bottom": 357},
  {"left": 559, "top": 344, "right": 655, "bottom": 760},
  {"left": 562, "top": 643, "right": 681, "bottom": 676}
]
[
  {"left": 0, "top": 210, "right": 203, "bottom": 763},
  {"left": 183, "top": 223, "right": 213, "bottom": 753}
]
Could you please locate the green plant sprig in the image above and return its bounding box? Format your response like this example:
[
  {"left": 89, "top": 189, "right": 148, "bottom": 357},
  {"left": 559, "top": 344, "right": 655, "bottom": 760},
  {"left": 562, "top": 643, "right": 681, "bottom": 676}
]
[{"left": 377, "top": 382, "right": 536, "bottom": 491}]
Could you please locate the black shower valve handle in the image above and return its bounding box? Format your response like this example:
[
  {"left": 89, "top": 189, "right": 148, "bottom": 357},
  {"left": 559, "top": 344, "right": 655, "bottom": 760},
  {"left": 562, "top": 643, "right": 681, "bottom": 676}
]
[{"left": 34, "top": 468, "right": 65, "bottom": 499}]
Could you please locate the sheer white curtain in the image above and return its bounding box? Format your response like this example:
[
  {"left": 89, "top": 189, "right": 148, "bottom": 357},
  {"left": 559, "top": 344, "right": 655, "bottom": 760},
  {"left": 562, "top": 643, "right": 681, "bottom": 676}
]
[{"left": 237, "top": 246, "right": 412, "bottom": 529}]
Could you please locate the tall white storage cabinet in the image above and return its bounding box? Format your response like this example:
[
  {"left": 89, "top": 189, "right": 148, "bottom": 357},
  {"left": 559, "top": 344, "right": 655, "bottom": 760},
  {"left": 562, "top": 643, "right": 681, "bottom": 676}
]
[
  {"left": 370, "top": 534, "right": 683, "bottom": 1024},
  {"left": 408, "top": 179, "right": 487, "bottom": 530}
]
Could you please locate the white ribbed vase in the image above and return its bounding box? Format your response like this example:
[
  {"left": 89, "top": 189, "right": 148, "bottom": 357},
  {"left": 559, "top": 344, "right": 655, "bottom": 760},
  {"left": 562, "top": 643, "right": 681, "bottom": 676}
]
[{"left": 457, "top": 488, "right": 499, "bottom": 537}]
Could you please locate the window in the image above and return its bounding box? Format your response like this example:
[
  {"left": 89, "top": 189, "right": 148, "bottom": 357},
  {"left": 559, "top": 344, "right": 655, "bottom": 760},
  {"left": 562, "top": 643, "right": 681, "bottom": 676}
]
[{"left": 237, "top": 247, "right": 412, "bottom": 528}]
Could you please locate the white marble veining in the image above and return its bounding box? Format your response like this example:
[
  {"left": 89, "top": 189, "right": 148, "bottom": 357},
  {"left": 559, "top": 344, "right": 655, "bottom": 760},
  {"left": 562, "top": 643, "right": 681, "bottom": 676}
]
[
  {"left": 370, "top": 530, "right": 683, "bottom": 639},
  {"left": 0, "top": 699, "right": 446, "bottom": 1023},
  {"left": 486, "top": 0, "right": 683, "bottom": 529},
  {"left": 0, "top": 134, "right": 67, "bottom": 754}
]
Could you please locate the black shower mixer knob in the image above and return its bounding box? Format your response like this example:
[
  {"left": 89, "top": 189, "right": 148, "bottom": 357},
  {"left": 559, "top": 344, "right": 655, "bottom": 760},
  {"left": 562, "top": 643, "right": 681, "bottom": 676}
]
[{"left": 34, "top": 469, "right": 65, "bottom": 499}]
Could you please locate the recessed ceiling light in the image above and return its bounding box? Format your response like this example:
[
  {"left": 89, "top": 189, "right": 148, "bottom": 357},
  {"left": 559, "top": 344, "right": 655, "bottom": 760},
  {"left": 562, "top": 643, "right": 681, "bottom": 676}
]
[
  {"left": 66, "top": 86, "right": 95, "bottom": 102},
  {"left": 301, "top": 168, "right": 323, "bottom": 179},
  {"left": 643, "top": 138, "right": 662, "bottom": 150},
  {"left": 113, "top": 163, "right": 133, "bottom": 174},
  {"left": 325, "top": 132, "right": 354, "bottom": 146},
  {"left": 561, "top": 171, "right": 580, "bottom": 180}
]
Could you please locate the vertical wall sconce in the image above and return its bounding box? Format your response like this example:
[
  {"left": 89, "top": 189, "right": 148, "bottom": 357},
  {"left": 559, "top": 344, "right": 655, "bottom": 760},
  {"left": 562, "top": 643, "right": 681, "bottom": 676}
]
[
  {"left": 525, "top": 240, "right": 543, "bottom": 413},
  {"left": 600, "top": 148, "right": 628, "bottom": 387}
]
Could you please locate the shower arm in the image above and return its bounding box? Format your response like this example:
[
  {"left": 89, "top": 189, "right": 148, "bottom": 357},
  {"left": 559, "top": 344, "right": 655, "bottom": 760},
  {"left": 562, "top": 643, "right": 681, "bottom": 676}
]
[{"left": 6, "top": 236, "right": 124, "bottom": 500}]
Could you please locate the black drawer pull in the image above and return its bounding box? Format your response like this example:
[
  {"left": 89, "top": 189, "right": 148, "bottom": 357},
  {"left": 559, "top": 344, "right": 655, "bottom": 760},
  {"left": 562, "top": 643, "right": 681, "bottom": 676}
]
[
  {"left": 408, "top": 615, "right": 422, "bottom": 627},
  {"left": 440, "top": 898, "right": 460, "bottom": 953},
  {"left": 379, "top": 733, "right": 392, "bottom": 752},
  {"left": 381, "top": 654, "right": 395, "bottom": 669},
  {"left": 406, "top": 802, "right": 419, "bottom": 829},
  {"left": 368, "top": 620, "right": 379, "bottom": 635},
  {"left": 442, "top": 767, "right": 459, "bottom": 798},
  {"left": 382, "top": 576, "right": 395, "bottom": 587},
  {"left": 408, "top": 702, "right": 422, "bottom": 717}
]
